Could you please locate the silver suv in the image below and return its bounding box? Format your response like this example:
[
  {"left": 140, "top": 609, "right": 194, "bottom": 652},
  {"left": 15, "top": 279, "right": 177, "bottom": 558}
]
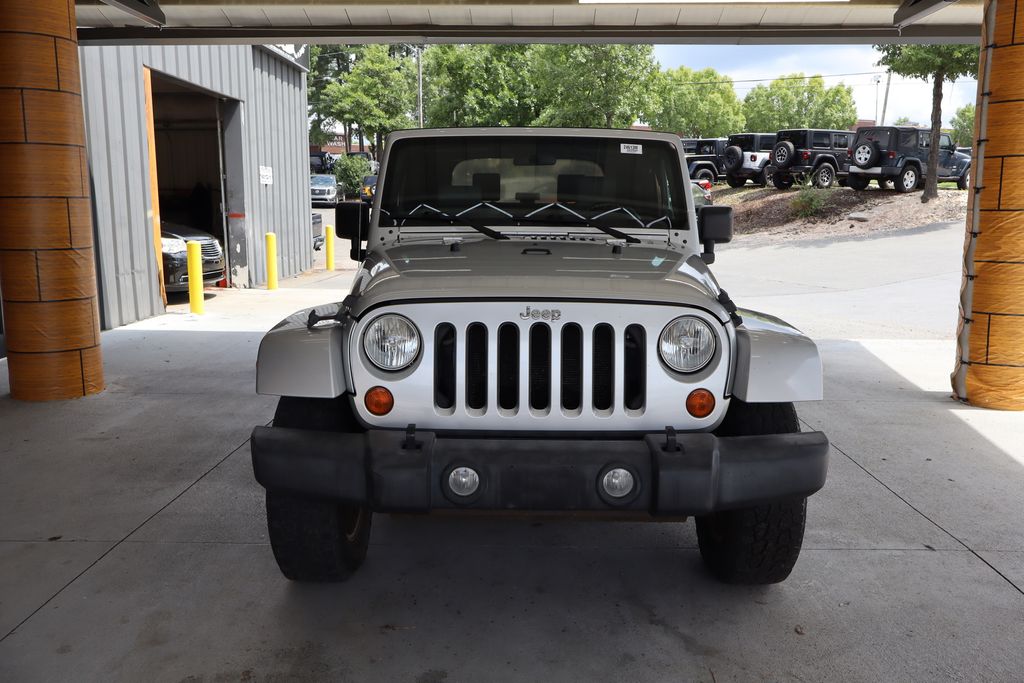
[{"left": 252, "top": 128, "right": 829, "bottom": 585}]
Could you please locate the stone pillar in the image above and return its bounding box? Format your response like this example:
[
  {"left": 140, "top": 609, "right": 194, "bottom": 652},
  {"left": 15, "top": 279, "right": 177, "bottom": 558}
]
[
  {"left": 0, "top": 1, "right": 104, "bottom": 400},
  {"left": 953, "top": 0, "right": 1024, "bottom": 409}
]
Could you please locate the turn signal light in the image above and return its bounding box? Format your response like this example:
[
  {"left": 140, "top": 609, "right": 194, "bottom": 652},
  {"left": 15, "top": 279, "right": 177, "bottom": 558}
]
[
  {"left": 686, "top": 389, "right": 716, "bottom": 418},
  {"left": 365, "top": 386, "right": 394, "bottom": 416}
]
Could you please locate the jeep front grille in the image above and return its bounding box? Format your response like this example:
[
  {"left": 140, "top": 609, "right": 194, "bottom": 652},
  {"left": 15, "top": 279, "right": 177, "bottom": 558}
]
[{"left": 433, "top": 321, "right": 647, "bottom": 416}]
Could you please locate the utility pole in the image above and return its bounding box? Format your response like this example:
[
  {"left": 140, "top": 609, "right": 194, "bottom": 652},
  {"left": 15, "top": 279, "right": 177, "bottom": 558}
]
[
  {"left": 880, "top": 71, "right": 892, "bottom": 126},
  {"left": 873, "top": 74, "right": 882, "bottom": 123},
  {"left": 417, "top": 45, "right": 424, "bottom": 128}
]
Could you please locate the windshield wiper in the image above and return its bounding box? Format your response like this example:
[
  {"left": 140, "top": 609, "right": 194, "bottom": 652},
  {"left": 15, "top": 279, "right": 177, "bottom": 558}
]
[{"left": 387, "top": 207, "right": 508, "bottom": 240}]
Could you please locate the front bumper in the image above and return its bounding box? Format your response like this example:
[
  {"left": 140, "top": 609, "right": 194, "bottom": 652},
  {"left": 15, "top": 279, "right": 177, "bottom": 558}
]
[
  {"left": 250, "top": 426, "right": 829, "bottom": 515},
  {"left": 163, "top": 256, "right": 226, "bottom": 292}
]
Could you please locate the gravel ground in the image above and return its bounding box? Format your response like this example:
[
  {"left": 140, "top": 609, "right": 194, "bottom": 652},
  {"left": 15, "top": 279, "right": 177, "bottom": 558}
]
[{"left": 714, "top": 184, "right": 969, "bottom": 243}]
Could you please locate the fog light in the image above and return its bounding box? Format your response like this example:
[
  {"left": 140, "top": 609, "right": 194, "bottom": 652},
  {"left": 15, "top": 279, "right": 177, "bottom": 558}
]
[
  {"left": 448, "top": 466, "right": 480, "bottom": 497},
  {"left": 601, "top": 468, "right": 635, "bottom": 499},
  {"left": 686, "top": 389, "right": 716, "bottom": 418},
  {"left": 364, "top": 386, "right": 394, "bottom": 416}
]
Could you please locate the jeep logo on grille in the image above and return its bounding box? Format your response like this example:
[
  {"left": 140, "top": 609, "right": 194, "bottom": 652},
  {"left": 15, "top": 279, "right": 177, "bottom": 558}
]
[{"left": 520, "top": 306, "right": 561, "bottom": 321}]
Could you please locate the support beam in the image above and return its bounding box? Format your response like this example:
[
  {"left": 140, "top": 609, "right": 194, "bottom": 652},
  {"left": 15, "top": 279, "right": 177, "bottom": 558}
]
[
  {"left": 953, "top": 0, "right": 1024, "bottom": 409},
  {"left": 0, "top": 1, "right": 105, "bottom": 400}
]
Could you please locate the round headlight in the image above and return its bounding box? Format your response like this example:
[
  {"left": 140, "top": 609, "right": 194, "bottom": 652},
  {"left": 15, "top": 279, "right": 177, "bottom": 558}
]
[
  {"left": 659, "top": 316, "right": 716, "bottom": 373},
  {"left": 363, "top": 314, "right": 420, "bottom": 371}
]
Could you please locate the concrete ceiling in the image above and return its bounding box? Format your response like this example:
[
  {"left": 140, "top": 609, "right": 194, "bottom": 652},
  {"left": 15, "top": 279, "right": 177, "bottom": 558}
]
[{"left": 75, "top": 1, "right": 984, "bottom": 45}]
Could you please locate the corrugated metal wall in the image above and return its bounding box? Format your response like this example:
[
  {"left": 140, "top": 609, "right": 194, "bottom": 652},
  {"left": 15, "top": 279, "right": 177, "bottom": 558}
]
[{"left": 79, "top": 45, "right": 310, "bottom": 329}]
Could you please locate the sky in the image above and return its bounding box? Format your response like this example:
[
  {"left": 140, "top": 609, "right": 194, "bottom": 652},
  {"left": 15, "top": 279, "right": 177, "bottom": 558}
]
[{"left": 652, "top": 44, "right": 977, "bottom": 128}]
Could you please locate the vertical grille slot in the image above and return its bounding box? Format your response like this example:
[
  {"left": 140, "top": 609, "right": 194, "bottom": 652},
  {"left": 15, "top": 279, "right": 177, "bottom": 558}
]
[
  {"left": 624, "top": 325, "right": 646, "bottom": 411},
  {"left": 465, "top": 323, "right": 488, "bottom": 410},
  {"left": 561, "top": 324, "right": 583, "bottom": 411},
  {"left": 497, "top": 323, "right": 519, "bottom": 410},
  {"left": 592, "top": 323, "right": 614, "bottom": 411},
  {"left": 434, "top": 323, "right": 456, "bottom": 410},
  {"left": 529, "top": 323, "right": 551, "bottom": 411}
]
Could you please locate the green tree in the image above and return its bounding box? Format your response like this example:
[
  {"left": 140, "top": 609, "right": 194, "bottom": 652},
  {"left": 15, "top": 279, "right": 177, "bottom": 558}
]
[
  {"left": 647, "top": 66, "right": 745, "bottom": 137},
  {"left": 334, "top": 154, "right": 371, "bottom": 195},
  {"left": 531, "top": 45, "right": 658, "bottom": 128},
  {"left": 951, "top": 103, "right": 976, "bottom": 148},
  {"left": 742, "top": 74, "right": 858, "bottom": 133},
  {"left": 423, "top": 45, "right": 537, "bottom": 127},
  {"left": 874, "top": 44, "right": 978, "bottom": 202},
  {"left": 324, "top": 44, "right": 415, "bottom": 154},
  {"left": 307, "top": 45, "right": 356, "bottom": 147},
  {"left": 893, "top": 115, "right": 913, "bottom": 125}
]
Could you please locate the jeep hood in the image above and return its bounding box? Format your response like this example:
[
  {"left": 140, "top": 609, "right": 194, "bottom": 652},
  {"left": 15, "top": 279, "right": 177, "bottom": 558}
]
[{"left": 348, "top": 239, "right": 729, "bottom": 322}]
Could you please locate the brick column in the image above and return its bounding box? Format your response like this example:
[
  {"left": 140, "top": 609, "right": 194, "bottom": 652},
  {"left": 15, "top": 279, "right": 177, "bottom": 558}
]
[{"left": 0, "top": 1, "right": 104, "bottom": 400}]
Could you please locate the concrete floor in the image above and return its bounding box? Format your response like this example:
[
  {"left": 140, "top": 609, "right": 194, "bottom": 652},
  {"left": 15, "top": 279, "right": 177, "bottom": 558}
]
[{"left": 1, "top": 221, "right": 1023, "bottom": 682}]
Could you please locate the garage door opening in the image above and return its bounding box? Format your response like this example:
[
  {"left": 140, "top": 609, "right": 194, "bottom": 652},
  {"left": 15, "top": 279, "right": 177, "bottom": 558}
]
[{"left": 150, "top": 73, "right": 242, "bottom": 298}]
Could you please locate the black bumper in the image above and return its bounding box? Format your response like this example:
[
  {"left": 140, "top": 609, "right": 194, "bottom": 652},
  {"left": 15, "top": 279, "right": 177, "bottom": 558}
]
[
  {"left": 849, "top": 165, "right": 902, "bottom": 178},
  {"left": 250, "top": 427, "right": 829, "bottom": 515}
]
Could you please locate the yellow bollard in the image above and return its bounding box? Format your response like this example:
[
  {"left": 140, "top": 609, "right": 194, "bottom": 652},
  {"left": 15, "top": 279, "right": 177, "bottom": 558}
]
[
  {"left": 266, "top": 232, "right": 278, "bottom": 290},
  {"left": 325, "top": 224, "right": 335, "bottom": 272},
  {"left": 186, "top": 240, "right": 204, "bottom": 314}
]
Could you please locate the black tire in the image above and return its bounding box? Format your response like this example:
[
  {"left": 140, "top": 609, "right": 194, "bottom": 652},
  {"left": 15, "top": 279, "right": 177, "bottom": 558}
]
[
  {"left": 957, "top": 167, "right": 970, "bottom": 191},
  {"left": 267, "top": 396, "right": 371, "bottom": 582},
  {"left": 267, "top": 492, "right": 371, "bottom": 582},
  {"left": 847, "top": 174, "right": 869, "bottom": 191},
  {"left": 812, "top": 164, "right": 836, "bottom": 189},
  {"left": 852, "top": 141, "right": 880, "bottom": 169},
  {"left": 694, "top": 167, "right": 716, "bottom": 183},
  {"left": 772, "top": 141, "right": 797, "bottom": 169},
  {"left": 726, "top": 175, "right": 746, "bottom": 189},
  {"left": 772, "top": 173, "right": 795, "bottom": 190},
  {"left": 895, "top": 165, "right": 919, "bottom": 193},
  {"left": 695, "top": 400, "right": 807, "bottom": 585},
  {"left": 723, "top": 146, "right": 744, "bottom": 173}
]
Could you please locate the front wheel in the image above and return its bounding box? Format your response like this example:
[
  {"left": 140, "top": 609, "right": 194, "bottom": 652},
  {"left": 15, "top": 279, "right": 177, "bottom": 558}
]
[
  {"left": 772, "top": 173, "right": 795, "bottom": 190},
  {"left": 726, "top": 175, "right": 746, "bottom": 188},
  {"left": 696, "top": 399, "right": 807, "bottom": 584},
  {"left": 267, "top": 492, "right": 372, "bottom": 582},
  {"left": 957, "top": 169, "right": 970, "bottom": 191},
  {"left": 847, "top": 175, "right": 870, "bottom": 191},
  {"left": 696, "top": 499, "right": 807, "bottom": 585},
  {"left": 694, "top": 168, "right": 716, "bottom": 183}
]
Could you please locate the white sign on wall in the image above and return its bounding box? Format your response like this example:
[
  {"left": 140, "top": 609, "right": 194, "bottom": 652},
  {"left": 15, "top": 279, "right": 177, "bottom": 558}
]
[{"left": 259, "top": 166, "right": 274, "bottom": 185}]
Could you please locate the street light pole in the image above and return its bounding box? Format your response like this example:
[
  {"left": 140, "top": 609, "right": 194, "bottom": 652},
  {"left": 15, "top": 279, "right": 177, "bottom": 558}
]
[
  {"left": 417, "top": 45, "right": 424, "bottom": 128},
  {"left": 873, "top": 74, "right": 882, "bottom": 123}
]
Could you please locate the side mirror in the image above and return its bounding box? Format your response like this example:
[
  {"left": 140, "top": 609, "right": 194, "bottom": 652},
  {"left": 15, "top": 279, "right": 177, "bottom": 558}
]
[
  {"left": 336, "top": 201, "right": 370, "bottom": 261},
  {"left": 698, "top": 205, "right": 733, "bottom": 264}
]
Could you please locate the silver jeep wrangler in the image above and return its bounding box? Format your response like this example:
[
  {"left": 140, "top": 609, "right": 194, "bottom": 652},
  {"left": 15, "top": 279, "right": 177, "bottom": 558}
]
[{"left": 252, "top": 128, "right": 829, "bottom": 585}]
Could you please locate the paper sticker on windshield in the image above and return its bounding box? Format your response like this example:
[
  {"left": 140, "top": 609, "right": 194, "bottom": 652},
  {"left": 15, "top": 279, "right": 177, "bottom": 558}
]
[{"left": 620, "top": 143, "right": 643, "bottom": 155}]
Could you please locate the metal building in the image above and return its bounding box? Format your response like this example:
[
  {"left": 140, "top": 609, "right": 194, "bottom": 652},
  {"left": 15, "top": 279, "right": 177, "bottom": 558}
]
[{"left": 79, "top": 44, "right": 312, "bottom": 329}]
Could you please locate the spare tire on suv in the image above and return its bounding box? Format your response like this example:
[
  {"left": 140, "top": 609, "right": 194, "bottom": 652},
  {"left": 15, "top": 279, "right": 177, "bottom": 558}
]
[
  {"left": 772, "top": 141, "right": 797, "bottom": 169},
  {"left": 723, "top": 145, "right": 744, "bottom": 173},
  {"left": 853, "top": 141, "right": 880, "bottom": 169}
]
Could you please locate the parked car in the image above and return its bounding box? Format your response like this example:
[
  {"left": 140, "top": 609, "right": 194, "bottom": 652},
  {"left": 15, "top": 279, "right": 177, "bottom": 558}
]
[
  {"left": 681, "top": 138, "right": 729, "bottom": 183},
  {"left": 848, "top": 126, "right": 971, "bottom": 192},
  {"left": 767, "top": 129, "right": 853, "bottom": 190},
  {"left": 310, "top": 152, "right": 334, "bottom": 175},
  {"left": 348, "top": 151, "right": 380, "bottom": 175},
  {"left": 723, "top": 133, "right": 777, "bottom": 187},
  {"left": 160, "top": 222, "right": 225, "bottom": 293},
  {"left": 691, "top": 179, "right": 713, "bottom": 206},
  {"left": 359, "top": 175, "right": 377, "bottom": 203},
  {"left": 311, "top": 174, "right": 343, "bottom": 207},
  {"left": 312, "top": 212, "right": 324, "bottom": 251},
  {"left": 251, "top": 127, "right": 829, "bottom": 586}
]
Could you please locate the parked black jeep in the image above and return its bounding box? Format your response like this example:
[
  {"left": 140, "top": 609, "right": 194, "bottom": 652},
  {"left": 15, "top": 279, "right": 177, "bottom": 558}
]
[
  {"left": 723, "top": 133, "right": 776, "bottom": 187},
  {"left": 681, "top": 138, "right": 729, "bottom": 183},
  {"left": 768, "top": 129, "right": 853, "bottom": 190},
  {"left": 848, "top": 126, "right": 971, "bottom": 193}
]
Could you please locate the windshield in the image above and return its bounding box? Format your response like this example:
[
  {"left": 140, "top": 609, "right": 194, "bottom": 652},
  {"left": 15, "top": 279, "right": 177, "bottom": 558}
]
[
  {"left": 378, "top": 136, "right": 687, "bottom": 232},
  {"left": 310, "top": 175, "right": 335, "bottom": 187}
]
